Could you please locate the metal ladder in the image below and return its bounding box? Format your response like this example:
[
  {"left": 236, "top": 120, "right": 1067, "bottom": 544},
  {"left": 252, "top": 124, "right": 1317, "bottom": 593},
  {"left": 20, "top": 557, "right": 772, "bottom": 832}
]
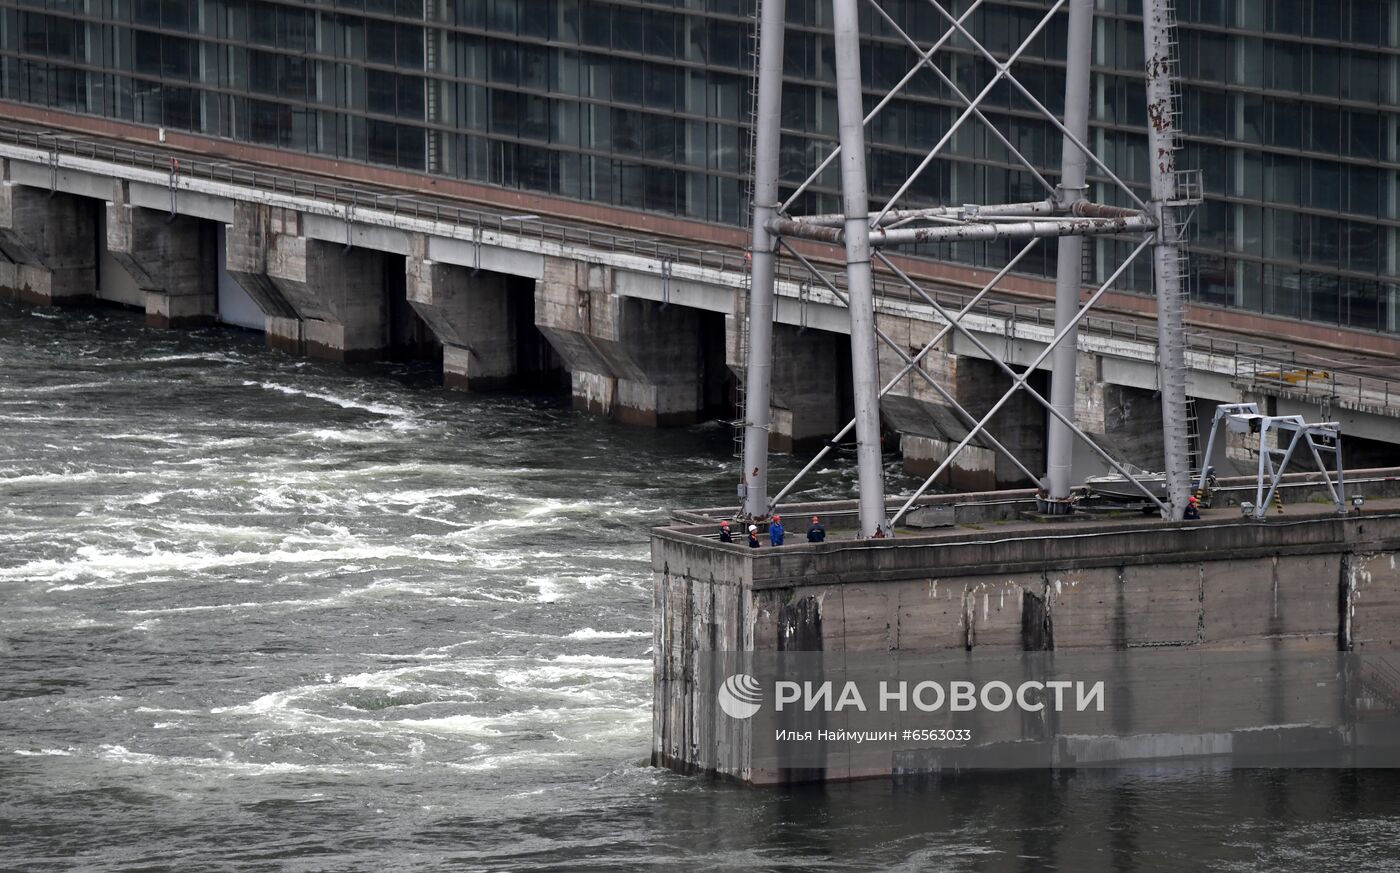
[
  {"left": 1185, "top": 396, "right": 1202, "bottom": 473},
  {"left": 423, "top": 9, "right": 440, "bottom": 174},
  {"left": 732, "top": 0, "right": 764, "bottom": 459}
]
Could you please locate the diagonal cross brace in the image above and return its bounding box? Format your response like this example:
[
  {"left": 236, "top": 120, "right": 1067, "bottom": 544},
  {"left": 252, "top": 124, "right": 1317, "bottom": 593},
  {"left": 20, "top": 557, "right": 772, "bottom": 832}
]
[
  {"left": 870, "top": 0, "right": 1068, "bottom": 228},
  {"left": 864, "top": 0, "right": 1056, "bottom": 204},
  {"left": 876, "top": 238, "right": 1168, "bottom": 523},
  {"left": 921, "top": 0, "right": 1150, "bottom": 213},
  {"left": 766, "top": 238, "right": 1043, "bottom": 510},
  {"left": 778, "top": 0, "right": 987, "bottom": 215},
  {"left": 774, "top": 238, "right": 1043, "bottom": 493}
]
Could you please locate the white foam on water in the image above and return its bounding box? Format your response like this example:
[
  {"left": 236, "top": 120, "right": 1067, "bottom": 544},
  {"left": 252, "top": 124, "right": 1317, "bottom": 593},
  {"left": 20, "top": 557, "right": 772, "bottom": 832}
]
[
  {"left": 12, "top": 748, "right": 74, "bottom": 757},
  {"left": 96, "top": 744, "right": 337, "bottom": 777},
  {"left": 393, "top": 714, "right": 506, "bottom": 736},
  {"left": 522, "top": 499, "right": 607, "bottom": 518},
  {"left": 141, "top": 352, "right": 241, "bottom": 364},
  {"left": 0, "top": 380, "right": 114, "bottom": 394},
  {"left": 244, "top": 381, "right": 415, "bottom": 420},
  {"left": 120, "top": 597, "right": 341, "bottom": 616},
  {"left": 97, "top": 433, "right": 187, "bottom": 446},
  {"left": 526, "top": 576, "right": 564, "bottom": 603},
  {"left": 293, "top": 428, "right": 400, "bottom": 445},
  {"left": 565, "top": 628, "right": 651, "bottom": 640},
  {"left": 0, "top": 469, "right": 149, "bottom": 487},
  {"left": 29, "top": 542, "right": 472, "bottom": 588},
  {"left": 444, "top": 751, "right": 579, "bottom": 772}
]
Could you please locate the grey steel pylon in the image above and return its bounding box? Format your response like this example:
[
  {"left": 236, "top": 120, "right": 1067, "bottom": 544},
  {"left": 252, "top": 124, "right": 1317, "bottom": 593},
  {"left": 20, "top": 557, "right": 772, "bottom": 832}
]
[{"left": 742, "top": 0, "right": 1197, "bottom": 528}]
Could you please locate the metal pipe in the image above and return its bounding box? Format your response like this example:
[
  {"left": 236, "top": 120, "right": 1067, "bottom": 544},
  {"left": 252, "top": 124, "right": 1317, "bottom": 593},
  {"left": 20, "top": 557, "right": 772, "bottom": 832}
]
[
  {"left": 768, "top": 215, "right": 1155, "bottom": 245},
  {"left": 739, "top": 0, "right": 787, "bottom": 519},
  {"left": 1142, "top": 0, "right": 1191, "bottom": 520},
  {"left": 1045, "top": 0, "right": 1095, "bottom": 502},
  {"left": 831, "top": 0, "right": 887, "bottom": 537},
  {"left": 796, "top": 200, "right": 1058, "bottom": 227}
]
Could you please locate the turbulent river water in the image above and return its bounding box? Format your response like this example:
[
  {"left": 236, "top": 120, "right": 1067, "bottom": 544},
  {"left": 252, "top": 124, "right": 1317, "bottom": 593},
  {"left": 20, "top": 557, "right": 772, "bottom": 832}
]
[{"left": 3, "top": 301, "right": 1400, "bottom": 872}]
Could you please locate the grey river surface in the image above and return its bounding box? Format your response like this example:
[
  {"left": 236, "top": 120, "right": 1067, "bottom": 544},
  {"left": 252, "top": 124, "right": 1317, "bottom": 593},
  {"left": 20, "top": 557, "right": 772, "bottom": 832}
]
[{"left": 3, "top": 301, "right": 1400, "bottom": 872}]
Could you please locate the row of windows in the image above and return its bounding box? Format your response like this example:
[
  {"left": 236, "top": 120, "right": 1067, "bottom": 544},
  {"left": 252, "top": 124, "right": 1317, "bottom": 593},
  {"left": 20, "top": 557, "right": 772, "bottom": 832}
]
[
  {"left": 24, "top": 0, "right": 1400, "bottom": 50},
  {"left": 5, "top": 0, "right": 1400, "bottom": 335},
  {"left": 1179, "top": 29, "right": 1397, "bottom": 105},
  {"left": 1174, "top": 0, "right": 1400, "bottom": 47}
]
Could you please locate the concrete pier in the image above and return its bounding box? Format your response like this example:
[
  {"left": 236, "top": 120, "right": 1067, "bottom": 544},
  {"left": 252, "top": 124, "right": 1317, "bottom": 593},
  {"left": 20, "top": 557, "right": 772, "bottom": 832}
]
[
  {"left": 226, "top": 203, "right": 388, "bottom": 361},
  {"left": 106, "top": 182, "right": 217, "bottom": 328},
  {"left": 536, "top": 256, "right": 719, "bottom": 425},
  {"left": 406, "top": 235, "right": 555, "bottom": 391},
  {"left": 729, "top": 318, "right": 849, "bottom": 452},
  {"left": 652, "top": 469, "right": 1400, "bottom": 784},
  {"left": 0, "top": 181, "right": 96, "bottom": 306}
]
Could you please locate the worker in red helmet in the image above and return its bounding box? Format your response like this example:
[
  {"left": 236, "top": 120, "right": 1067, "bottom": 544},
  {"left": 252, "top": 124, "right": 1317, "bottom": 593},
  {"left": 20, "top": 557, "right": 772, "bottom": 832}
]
[
  {"left": 769, "top": 514, "right": 785, "bottom": 546},
  {"left": 1183, "top": 495, "right": 1201, "bottom": 521},
  {"left": 718, "top": 519, "right": 733, "bottom": 543},
  {"left": 807, "top": 515, "right": 826, "bottom": 543}
]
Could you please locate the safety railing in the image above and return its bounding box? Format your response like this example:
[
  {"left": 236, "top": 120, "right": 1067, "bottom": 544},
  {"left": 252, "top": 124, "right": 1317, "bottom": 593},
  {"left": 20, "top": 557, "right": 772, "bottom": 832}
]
[{"left": 1235, "top": 357, "right": 1400, "bottom": 412}]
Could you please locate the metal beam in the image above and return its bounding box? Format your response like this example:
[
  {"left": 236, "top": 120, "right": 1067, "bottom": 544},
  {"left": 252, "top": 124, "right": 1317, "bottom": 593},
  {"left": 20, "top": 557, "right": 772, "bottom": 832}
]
[
  {"left": 768, "top": 214, "right": 1155, "bottom": 245},
  {"left": 878, "top": 240, "right": 1172, "bottom": 523},
  {"left": 870, "top": 0, "right": 1068, "bottom": 228},
  {"left": 831, "top": 0, "right": 886, "bottom": 537},
  {"left": 1142, "top": 0, "right": 1191, "bottom": 520},
  {"left": 921, "top": 0, "right": 1150, "bottom": 213},
  {"left": 739, "top": 0, "right": 786, "bottom": 519},
  {"left": 1045, "top": 0, "right": 1095, "bottom": 504}
]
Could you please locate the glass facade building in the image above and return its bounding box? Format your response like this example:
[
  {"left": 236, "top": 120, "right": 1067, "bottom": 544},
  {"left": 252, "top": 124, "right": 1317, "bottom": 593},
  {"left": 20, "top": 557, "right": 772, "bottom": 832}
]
[{"left": 1, "top": 0, "right": 1398, "bottom": 332}]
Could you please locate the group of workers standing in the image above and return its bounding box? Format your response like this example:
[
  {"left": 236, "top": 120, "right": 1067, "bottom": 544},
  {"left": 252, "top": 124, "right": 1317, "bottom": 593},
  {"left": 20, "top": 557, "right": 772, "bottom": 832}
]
[{"left": 719, "top": 514, "right": 826, "bottom": 547}]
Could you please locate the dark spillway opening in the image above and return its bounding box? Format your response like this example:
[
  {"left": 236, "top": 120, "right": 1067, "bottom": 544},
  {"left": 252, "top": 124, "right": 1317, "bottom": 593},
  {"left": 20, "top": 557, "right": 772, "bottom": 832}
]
[
  {"left": 510, "top": 275, "right": 566, "bottom": 391},
  {"left": 383, "top": 253, "right": 439, "bottom": 363},
  {"left": 697, "top": 307, "right": 735, "bottom": 420}
]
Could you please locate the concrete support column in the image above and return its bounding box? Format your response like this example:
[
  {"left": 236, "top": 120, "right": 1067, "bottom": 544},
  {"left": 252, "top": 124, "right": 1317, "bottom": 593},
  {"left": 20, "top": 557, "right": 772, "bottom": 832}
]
[
  {"left": 536, "top": 256, "right": 708, "bottom": 426},
  {"left": 225, "top": 202, "right": 387, "bottom": 361},
  {"left": 727, "top": 317, "right": 845, "bottom": 453},
  {"left": 406, "top": 234, "right": 514, "bottom": 391},
  {"left": 954, "top": 357, "right": 1046, "bottom": 488},
  {"left": 877, "top": 315, "right": 997, "bottom": 489},
  {"left": 1073, "top": 356, "right": 1168, "bottom": 473},
  {"left": 106, "top": 182, "right": 217, "bottom": 328},
  {"left": 768, "top": 324, "right": 843, "bottom": 453},
  {"left": 0, "top": 180, "right": 96, "bottom": 306}
]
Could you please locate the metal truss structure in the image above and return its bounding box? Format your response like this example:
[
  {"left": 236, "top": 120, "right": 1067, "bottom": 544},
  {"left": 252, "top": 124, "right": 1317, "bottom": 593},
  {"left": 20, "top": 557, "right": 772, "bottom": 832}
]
[
  {"left": 740, "top": 0, "right": 1202, "bottom": 536},
  {"left": 1199, "top": 403, "right": 1348, "bottom": 520}
]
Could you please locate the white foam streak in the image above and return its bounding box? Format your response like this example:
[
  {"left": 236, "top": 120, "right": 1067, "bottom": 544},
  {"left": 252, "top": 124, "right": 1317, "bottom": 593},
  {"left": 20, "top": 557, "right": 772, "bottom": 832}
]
[{"left": 244, "top": 381, "right": 414, "bottom": 419}]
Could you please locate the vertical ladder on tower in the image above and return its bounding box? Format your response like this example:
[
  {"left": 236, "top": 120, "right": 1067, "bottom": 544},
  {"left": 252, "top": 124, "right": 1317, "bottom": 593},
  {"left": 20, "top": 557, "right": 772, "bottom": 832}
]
[
  {"left": 1185, "top": 396, "right": 1202, "bottom": 474},
  {"left": 1159, "top": 0, "right": 1202, "bottom": 287},
  {"left": 423, "top": 9, "right": 440, "bottom": 173},
  {"left": 733, "top": 0, "right": 764, "bottom": 458}
]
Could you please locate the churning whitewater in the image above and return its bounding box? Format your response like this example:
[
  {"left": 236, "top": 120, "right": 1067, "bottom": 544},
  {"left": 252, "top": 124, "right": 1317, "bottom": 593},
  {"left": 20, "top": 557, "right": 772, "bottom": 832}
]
[{"left": 4, "top": 303, "right": 1400, "bottom": 872}]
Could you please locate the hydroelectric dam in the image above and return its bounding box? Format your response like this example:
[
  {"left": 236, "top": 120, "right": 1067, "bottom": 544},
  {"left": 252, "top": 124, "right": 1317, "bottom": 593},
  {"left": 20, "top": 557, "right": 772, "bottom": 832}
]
[{"left": 2, "top": 1, "right": 1400, "bottom": 791}]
